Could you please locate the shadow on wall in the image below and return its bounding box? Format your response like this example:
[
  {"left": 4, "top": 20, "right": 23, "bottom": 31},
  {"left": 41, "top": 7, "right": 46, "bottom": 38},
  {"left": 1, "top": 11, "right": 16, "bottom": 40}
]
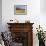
[{"left": 40, "top": 0, "right": 46, "bottom": 13}]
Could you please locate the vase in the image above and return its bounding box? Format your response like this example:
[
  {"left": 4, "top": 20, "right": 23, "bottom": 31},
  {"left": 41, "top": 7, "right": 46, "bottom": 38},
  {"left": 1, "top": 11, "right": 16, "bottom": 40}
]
[{"left": 39, "top": 40, "right": 45, "bottom": 46}]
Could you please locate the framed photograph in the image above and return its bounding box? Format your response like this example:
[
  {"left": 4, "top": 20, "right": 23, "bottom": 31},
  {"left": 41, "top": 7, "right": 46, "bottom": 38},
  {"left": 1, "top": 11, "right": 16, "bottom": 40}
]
[{"left": 14, "top": 5, "right": 27, "bottom": 15}]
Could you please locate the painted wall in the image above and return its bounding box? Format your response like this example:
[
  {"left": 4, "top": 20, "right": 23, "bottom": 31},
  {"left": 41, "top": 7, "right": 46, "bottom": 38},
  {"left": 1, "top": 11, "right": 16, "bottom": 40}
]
[
  {"left": 2, "top": 0, "right": 40, "bottom": 46},
  {"left": 2, "top": 0, "right": 40, "bottom": 31},
  {"left": 0, "top": 0, "right": 2, "bottom": 32},
  {"left": 2, "top": 0, "right": 46, "bottom": 46},
  {"left": 40, "top": 0, "right": 46, "bottom": 32}
]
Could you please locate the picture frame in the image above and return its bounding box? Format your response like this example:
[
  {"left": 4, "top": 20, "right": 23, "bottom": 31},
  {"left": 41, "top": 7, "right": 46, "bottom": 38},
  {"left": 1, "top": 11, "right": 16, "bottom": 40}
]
[{"left": 14, "top": 5, "right": 27, "bottom": 15}]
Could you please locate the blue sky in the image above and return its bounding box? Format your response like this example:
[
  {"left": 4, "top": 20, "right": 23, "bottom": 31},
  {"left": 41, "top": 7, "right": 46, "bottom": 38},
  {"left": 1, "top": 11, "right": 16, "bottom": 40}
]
[{"left": 16, "top": 5, "right": 27, "bottom": 9}]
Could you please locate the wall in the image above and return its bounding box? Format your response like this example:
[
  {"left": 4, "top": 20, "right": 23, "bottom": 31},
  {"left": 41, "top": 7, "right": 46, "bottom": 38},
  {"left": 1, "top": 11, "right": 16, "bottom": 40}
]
[
  {"left": 2, "top": 0, "right": 46, "bottom": 46},
  {"left": 40, "top": 0, "right": 46, "bottom": 32},
  {"left": 2, "top": 0, "right": 40, "bottom": 30},
  {"left": 2, "top": 0, "right": 40, "bottom": 46},
  {"left": 0, "top": 0, "right": 2, "bottom": 32}
]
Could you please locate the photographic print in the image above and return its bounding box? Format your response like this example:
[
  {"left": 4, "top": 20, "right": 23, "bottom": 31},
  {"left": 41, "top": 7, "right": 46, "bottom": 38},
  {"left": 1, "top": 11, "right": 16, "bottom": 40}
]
[{"left": 14, "top": 5, "right": 27, "bottom": 15}]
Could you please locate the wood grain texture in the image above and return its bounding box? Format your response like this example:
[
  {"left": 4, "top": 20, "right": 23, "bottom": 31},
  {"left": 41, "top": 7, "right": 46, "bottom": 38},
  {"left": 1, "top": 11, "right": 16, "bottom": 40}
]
[{"left": 7, "top": 23, "right": 34, "bottom": 46}]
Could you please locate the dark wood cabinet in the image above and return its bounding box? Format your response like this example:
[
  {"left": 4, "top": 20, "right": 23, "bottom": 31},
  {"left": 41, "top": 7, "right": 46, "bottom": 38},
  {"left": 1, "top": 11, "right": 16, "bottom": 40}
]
[{"left": 7, "top": 23, "right": 34, "bottom": 46}]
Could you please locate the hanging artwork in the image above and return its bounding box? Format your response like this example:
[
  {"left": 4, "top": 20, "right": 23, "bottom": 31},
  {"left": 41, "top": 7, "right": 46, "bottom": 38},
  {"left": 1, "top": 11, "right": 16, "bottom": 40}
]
[{"left": 14, "top": 5, "right": 27, "bottom": 15}]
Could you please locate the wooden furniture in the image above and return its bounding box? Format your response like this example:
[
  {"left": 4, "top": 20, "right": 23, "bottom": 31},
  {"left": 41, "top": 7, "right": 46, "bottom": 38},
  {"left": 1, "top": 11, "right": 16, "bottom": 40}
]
[{"left": 7, "top": 23, "right": 34, "bottom": 46}]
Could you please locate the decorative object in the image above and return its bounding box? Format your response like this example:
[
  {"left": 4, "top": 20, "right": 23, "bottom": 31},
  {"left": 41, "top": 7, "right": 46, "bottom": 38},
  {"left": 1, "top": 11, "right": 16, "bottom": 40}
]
[
  {"left": 1, "top": 31, "right": 12, "bottom": 46},
  {"left": 10, "top": 20, "right": 13, "bottom": 21},
  {"left": 36, "top": 25, "right": 45, "bottom": 46},
  {"left": 25, "top": 20, "right": 30, "bottom": 23},
  {"left": 14, "top": 5, "right": 27, "bottom": 15},
  {"left": 0, "top": 32, "right": 5, "bottom": 46},
  {"left": 8, "top": 19, "right": 19, "bottom": 23}
]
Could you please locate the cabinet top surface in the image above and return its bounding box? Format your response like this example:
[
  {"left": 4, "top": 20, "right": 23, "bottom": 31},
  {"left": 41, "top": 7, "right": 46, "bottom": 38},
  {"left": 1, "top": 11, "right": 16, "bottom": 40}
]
[{"left": 7, "top": 23, "right": 34, "bottom": 25}]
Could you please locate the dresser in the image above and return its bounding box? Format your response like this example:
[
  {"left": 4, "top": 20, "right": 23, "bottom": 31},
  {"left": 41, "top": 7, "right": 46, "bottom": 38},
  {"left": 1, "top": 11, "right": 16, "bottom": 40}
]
[{"left": 7, "top": 23, "right": 34, "bottom": 46}]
